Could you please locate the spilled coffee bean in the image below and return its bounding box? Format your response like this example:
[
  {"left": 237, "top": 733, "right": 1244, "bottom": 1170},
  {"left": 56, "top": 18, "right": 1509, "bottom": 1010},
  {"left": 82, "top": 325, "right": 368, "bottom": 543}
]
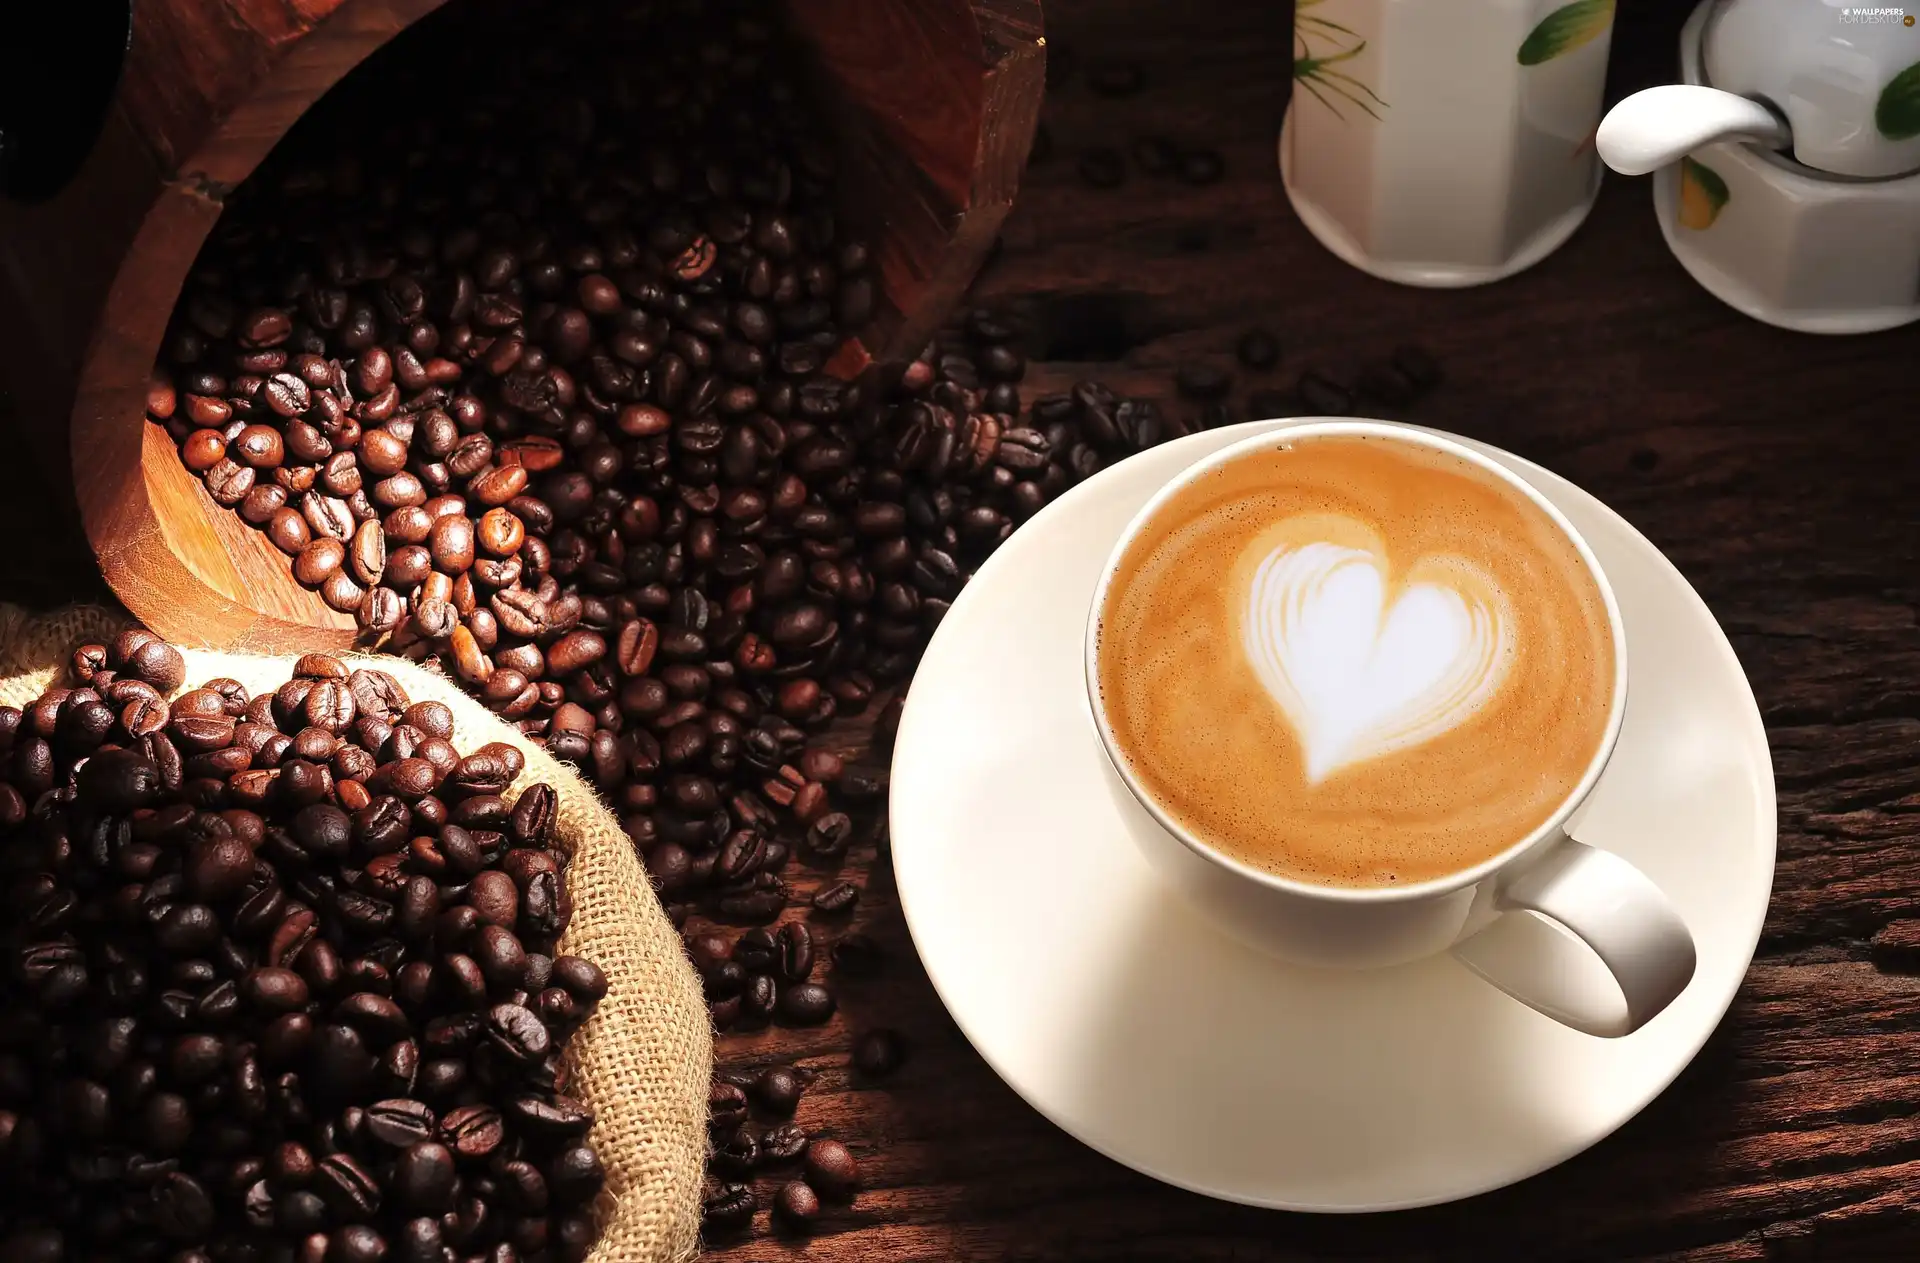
[
  {"left": 854, "top": 1028, "right": 907, "bottom": 1079},
  {"left": 1299, "top": 370, "right": 1357, "bottom": 414}
]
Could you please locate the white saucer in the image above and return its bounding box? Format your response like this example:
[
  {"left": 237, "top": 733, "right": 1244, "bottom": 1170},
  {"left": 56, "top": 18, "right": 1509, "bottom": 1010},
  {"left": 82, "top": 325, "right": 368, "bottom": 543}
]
[{"left": 889, "top": 419, "right": 1776, "bottom": 1212}]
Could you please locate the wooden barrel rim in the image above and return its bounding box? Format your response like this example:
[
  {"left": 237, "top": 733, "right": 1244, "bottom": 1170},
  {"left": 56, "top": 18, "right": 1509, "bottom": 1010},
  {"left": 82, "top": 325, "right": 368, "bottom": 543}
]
[{"left": 57, "top": 0, "right": 1040, "bottom": 652}]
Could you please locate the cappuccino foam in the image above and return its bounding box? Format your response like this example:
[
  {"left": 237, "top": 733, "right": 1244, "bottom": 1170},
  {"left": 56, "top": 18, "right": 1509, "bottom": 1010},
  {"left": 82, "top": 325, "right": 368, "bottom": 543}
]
[{"left": 1094, "top": 434, "right": 1616, "bottom": 888}]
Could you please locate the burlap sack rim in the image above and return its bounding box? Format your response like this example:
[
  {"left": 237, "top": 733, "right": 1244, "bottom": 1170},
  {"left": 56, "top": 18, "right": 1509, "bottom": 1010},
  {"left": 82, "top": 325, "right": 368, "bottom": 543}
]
[{"left": 0, "top": 603, "right": 710, "bottom": 1263}]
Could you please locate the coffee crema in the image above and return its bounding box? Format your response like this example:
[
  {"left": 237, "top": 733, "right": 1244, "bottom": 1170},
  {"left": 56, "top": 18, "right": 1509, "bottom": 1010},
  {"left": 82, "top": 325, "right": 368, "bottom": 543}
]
[{"left": 1094, "top": 433, "right": 1617, "bottom": 888}]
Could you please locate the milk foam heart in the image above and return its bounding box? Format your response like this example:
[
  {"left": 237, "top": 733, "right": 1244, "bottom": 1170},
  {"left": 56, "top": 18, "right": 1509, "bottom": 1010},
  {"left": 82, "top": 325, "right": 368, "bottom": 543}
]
[
  {"left": 1242, "top": 530, "right": 1513, "bottom": 784},
  {"left": 1093, "top": 432, "right": 1615, "bottom": 888}
]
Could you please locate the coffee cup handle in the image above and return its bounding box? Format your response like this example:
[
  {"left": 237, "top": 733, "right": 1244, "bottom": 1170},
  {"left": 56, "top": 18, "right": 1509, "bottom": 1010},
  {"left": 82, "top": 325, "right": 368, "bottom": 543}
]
[{"left": 1449, "top": 838, "right": 1696, "bottom": 1038}]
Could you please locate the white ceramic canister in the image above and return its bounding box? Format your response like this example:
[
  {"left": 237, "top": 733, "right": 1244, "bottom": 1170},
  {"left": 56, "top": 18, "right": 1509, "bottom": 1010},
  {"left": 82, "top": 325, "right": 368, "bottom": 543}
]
[{"left": 1281, "top": 0, "right": 1616, "bottom": 287}]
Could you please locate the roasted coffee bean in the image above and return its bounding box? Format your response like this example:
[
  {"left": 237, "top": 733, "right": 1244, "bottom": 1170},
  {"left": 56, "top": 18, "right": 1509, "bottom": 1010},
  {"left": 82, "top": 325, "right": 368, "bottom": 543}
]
[
  {"left": 853, "top": 1027, "right": 906, "bottom": 1077},
  {"left": 712, "top": 1125, "right": 760, "bottom": 1177},
  {"left": 1175, "top": 361, "right": 1232, "bottom": 400},
  {"left": 775, "top": 1179, "right": 822, "bottom": 1229},
  {"left": 330, "top": 1225, "right": 390, "bottom": 1263},
  {"left": 775, "top": 921, "right": 815, "bottom": 982},
  {"left": 268, "top": 507, "right": 312, "bottom": 555},
  {"left": 708, "top": 1083, "right": 751, "bottom": 1135},
  {"left": 294, "top": 538, "right": 347, "bottom": 587},
  {"left": 702, "top": 1181, "right": 755, "bottom": 1232},
  {"left": 317, "top": 1151, "right": 381, "bottom": 1217},
  {"left": 730, "top": 927, "right": 777, "bottom": 973},
  {"left": 360, "top": 586, "right": 404, "bottom": 633},
  {"left": 78, "top": 748, "right": 162, "bottom": 810},
  {"left": 777, "top": 982, "right": 835, "bottom": 1025},
  {"left": 760, "top": 1122, "right": 809, "bottom": 1164},
  {"left": 233, "top": 423, "right": 286, "bottom": 468},
  {"left": 350, "top": 519, "right": 387, "bottom": 586},
  {"left": 804, "top": 811, "right": 853, "bottom": 859},
  {"left": 1298, "top": 370, "right": 1355, "bottom": 414},
  {"left": 207, "top": 458, "right": 257, "bottom": 505},
  {"left": 153, "top": 1170, "right": 217, "bottom": 1238},
  {"left": 730, "top": 972, "right": 771, "bottom": 1024},
  {"left": 182, "top": 428, "right": 227, "bottom": 471},
  {"left": 126, "top": 638, "right": 188, "bottom": 692},
  {"left": 428, "top": 514, "right": 477, "bottom": 572},
  {"left": 506, "top": 1092, "right": 593, "bottom": 1138},
  {"left": 1357, "top": 360, "right": 1417, "bottom": 408},
  {"left": 485, "top": 1004, "right": 551, "bottom": 1065},
  {"left": 550, "top": 954, "right": 607, "bottom": 1003},
  {"left": 804, "top": 1138, "right": 860, "bottom": 1200},
  {"left": 365, "top": 1098, "right": 437, "bottom": 1148},
  {"left": 394, "top": 1141, "right": 458, "bottom": 1211},
  {"left": 241, "top": 966, "right": 310, "bottom": 1014},
  {"left": 546, "top": 629, "right": 606, "bottom": 674},
  {"left": 441, "top": 1103, "right": 505, "bottom": 1160},
  {"left": 335, "top": 992, "right": 409, "bottom": 1043},
  {"left": 754, "top": 1066, "right": 804, "bottom": 1115},
  {"left": 810, "top": 881, "right": 858, "bottom": 915}
]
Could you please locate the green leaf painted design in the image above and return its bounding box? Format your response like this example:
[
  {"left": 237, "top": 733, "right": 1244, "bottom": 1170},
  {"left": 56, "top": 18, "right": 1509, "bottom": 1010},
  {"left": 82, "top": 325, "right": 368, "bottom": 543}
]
[
  {"left": 1876, "top": 60, "right": 1920, "bottom": 140},
  {"left": 1517, "top": 0, "right": 1616, "bottom": 66},
  {"left": 1294, "top": 0, "right": 1387, "bottom": 121},
  {"left": 1678, "top": 158, "right": 1729, "bottom": 230}
]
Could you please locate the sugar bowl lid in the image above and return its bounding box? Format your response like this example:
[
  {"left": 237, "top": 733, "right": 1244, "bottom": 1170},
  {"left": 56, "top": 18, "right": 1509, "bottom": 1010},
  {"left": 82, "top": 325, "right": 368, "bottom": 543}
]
[{"left": 1702, "top": 0, "right": 1920, "bottom": 177}]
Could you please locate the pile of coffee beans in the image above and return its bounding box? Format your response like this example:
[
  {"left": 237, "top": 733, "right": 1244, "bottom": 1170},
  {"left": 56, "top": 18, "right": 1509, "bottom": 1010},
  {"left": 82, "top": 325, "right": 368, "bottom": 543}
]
[
  {"left": 144, "top": 0, "right": 1193, "bottom": 970},
  {"left": 140, "top": 0, "right": 1446, "bottom": 1242},
  {"left": 699, "top": 1063, "right": 863, "bottom": 1237},
  {"left": 0, "top": 630, "right": 607, "bottom": 1262}
]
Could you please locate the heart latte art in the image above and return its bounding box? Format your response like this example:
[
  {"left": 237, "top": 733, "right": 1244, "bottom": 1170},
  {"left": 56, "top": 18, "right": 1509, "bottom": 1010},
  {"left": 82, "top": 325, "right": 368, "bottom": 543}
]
[
  {"left": 1095, "top": 433, "right": 1617, "bottom": 888},
  {"left": 1242, "top": 527, "right": 1513, "bottom": 784}
]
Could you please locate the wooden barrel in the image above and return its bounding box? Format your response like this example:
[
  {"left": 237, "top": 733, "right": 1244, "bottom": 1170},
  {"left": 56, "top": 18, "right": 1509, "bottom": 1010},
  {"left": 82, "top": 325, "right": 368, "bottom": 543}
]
[{"left": 0, "top": 0, "right": 1043, "bottom": 650}]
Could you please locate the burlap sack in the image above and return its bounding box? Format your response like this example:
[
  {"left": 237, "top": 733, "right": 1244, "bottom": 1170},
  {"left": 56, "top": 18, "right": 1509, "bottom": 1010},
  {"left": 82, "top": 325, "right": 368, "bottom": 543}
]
[{"left": 0, "top": 603, "right": 710, "bottom": 1263}]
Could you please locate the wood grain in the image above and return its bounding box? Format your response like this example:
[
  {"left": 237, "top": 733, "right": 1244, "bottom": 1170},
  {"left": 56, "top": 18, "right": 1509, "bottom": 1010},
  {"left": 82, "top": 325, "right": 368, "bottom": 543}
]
[
  {"left": 692, "top": 1, "right": 1920, "bottom": 1260},
  {"left": 0, "top": 0, "right": 1043, "bottom": 652}
]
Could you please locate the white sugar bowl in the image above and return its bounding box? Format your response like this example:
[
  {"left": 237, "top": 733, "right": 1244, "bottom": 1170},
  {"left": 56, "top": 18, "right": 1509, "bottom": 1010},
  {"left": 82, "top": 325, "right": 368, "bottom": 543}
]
[{"left": 1598, "top": 0, "right": 1920, "bottom": 333}]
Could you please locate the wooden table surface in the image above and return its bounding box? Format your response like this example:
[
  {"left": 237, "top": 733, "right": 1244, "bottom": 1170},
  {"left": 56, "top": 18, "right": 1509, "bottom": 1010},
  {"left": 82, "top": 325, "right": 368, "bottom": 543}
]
[
  {"left": 693, "top": 0, "right": 1920, "bottom": 1258},
  {"left": 7, "top": 0, "right": 1920, "bottom": 1259}
]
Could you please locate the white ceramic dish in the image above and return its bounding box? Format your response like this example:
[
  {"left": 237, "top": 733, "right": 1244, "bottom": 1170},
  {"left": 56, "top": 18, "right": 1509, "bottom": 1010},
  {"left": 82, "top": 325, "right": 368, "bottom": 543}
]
[
  {"left": 1634, "top": 1, "right": 1920, "bottom": 334},
  {"left": 890, "top": 418, "right": 1776, "bottom": 1211}
]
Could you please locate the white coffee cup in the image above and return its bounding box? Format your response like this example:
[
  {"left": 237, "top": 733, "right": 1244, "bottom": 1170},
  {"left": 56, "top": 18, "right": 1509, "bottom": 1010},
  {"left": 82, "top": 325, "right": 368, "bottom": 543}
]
[{"left": 1083, "top": 420, "right": 1696, "bottom": 1038}]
